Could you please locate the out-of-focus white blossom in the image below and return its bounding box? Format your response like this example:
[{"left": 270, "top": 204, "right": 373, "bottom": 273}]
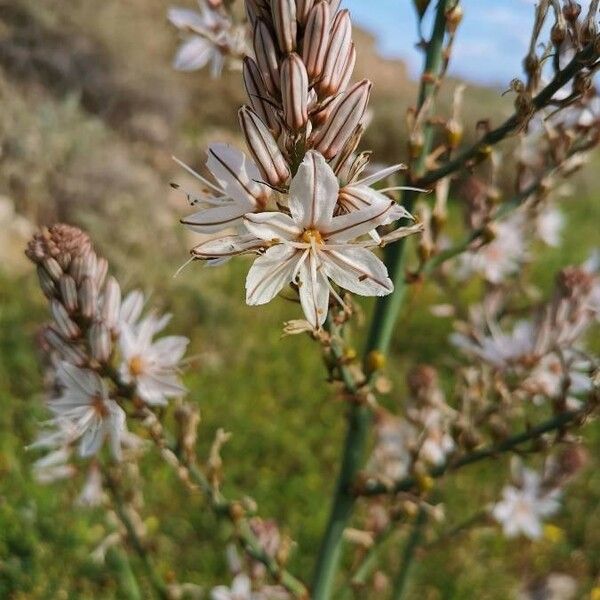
[
  {"left": 492, "top": 466, "right": 561, "bottom": 539},
  {"left": 535, "top": 206, "right": 564, "bottom": 247}
]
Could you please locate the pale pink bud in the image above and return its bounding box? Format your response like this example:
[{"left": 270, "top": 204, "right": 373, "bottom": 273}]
[
  {"left": 101, "top": 276, "right": 121, "bottom": 330},
  {"left": 302, "top": 1, "right": 331, "bottom": 82},
  {"left": 328, "top": 0, "right": 341, "bottom": 13},
  {"left": 337, "top": 42, "right": 356, "bottom": 93},
  {"left": 239, "top": 106, "right": 291, "bottom": 187},
  {"left": 51, "top": 300, "right": 80, "bottom": 340},
  {"left": 80, "top": 252, "right": 97, "bottom": 280},
  {"left": 89, "top": 322, "right": 111, "bottom": 363},
  {"left": 42, "top": 257, "right": 62, "bottom": 282},
  {"left": 79, "top": 276, "right": 98, "bottom": 320},
  {"left": 253, "top": 20, "right": 280, "bottom": 97},
  {"left": 243, "top": 57, "right": 281, "bottom": 136},
  {"left": 281, "top": 53, "right": 309, "bottom": 131},
  {"left": 318, "top": 9, "right": 352, "bottom": 97},
  {"left": 59, "top": 275, "right": 78, "bottom": 313},
  {"left": 44, "top": 328, "right": 87, "bottom": 366},
  {"left": 296, "top": 0, "right": 315, "bottom": 24},
  {"left": 69, "top": 255, "right": 84, "bottom": 284},
  {"left": 37, "top": 265, "right": 56, "bottom": 299},
  {"left": 312, "top": 79, "right": 372, "bottom": 159},
  {"left": 270, "top": 0, "right": 297, "bottom": 53}
]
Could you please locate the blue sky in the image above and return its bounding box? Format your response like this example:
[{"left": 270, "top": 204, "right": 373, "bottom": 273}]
[{"left": 342, "top": 0, "right": 590, "bottom": 86}]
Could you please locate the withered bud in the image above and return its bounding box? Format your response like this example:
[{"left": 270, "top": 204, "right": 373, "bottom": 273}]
[
  {"left": 407, "top": 364, "right": 438, "bottom": 397},
  {"left": 551, "top": 21, "right": 567, "bottom": 46},
  {"left": 303, "top": 1, "right": 331, "bottom": 82},
  {"left": 281, "top": 53, "right": 309, "bottom": 131},
  {"left": 59, "top": 275, "right": 78, "bottom": 313},
  {"left": 89, "top": 322, "right": 112, "bottom": 363},
  {"left": 253, "top": 20, "right": 280, "bottom": 97},
  {"left": 445, "top": 3, "right": 463, "bottom": 33},
  {"left": 239, "top": 106, "right": 291, "bottom": 187},
  {"left": 312, "top": 79, "right": 372, "bottom": 159},
  {"left": 318, "top": 9, "right": 352, "bottom": 97},
  {"left": 270, "top": 0, "right": 297, "bottom": 53},
  {"left": 563, "top": 1, "right": 582, "bottom": 22},
  {"left": 51, "top": 300, "right": 81, "bottom": 340}
]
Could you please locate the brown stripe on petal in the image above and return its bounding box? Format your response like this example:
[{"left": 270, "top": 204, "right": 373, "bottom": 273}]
[
  {"left": 297, "top": 0, "right": 315, "bottom": 24},
  {"left": 317, "top": 9, "right": 351, "bottom": 97},
  {"left": 243, "top": 57, "right": 282, "bottom": 136},
  {"left": 326, "top": 249, "right": 392, "bottom": 291},
  {"left": 302, "top": 1, "right": 331, "bottom": 83},
  {"left": 322, "top": 200, "right": 393, "bottom": 239}
]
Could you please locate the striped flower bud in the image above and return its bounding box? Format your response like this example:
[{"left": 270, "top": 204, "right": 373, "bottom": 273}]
[
  {"left": 42, "top": 257, "right": 63, "bottom": 282},
  {"left": 81, "top": 252, "right": 98, "bottom": 280},
  {"left": 243, "top": 57, "right": 281, "bottom": 136},
  {"left": 69, "top": 255, "right": 84, "bottom": 284},
  {"left": 95, "top": 257, "right": 108, "bottom": 290},
  {"left": 318, "top": 9, "right": 352, "bottom": 97},
  {"left": 239, "top": 106, "right": 291, "bottom": 187},
  {"left": 296, "top": 0, "right": 315, "bottom": 24},
  {"left": 51, "top": 300, "right": 81, "bottom": 340},
  {"left": 270, "top": 0, "right": 297, "bottom": 53},
  {"left": 79, "top": 276, "right": 98, "bottom": 320},
  {"left": 254, "top": 20, "right": 280, "bottom": 97},
  {"left": 44, "top": 328, "right": 87, "bottom": 366},
  {"left": 312, "top": 79, "right": 372, "bottom": 159},
  {"left": 328, "top": 0, "right": 341, "bottom": 13},
  {"left": 59, "top": 275, "right": 78, "bottom": 314},
  {"left": 302, "top": 1, "right": 331, "bottom": 82},
  {"left": 281, "top": 53, "right": 309, "bottom": 131},
  {"left": 37, "top": 265, "right": 57, "bottom": 299},
  {"left": 336, "top": 42, "right": 356, "bottom": 94},
  {"left": 89, "top": 322, "right": 111, "bottom": 363},
  {"left": 101, "top": 276, "right": 122, "bottom": 331},
  {"left": 246, "top": 0, "right": 271, "bottom": 26}
]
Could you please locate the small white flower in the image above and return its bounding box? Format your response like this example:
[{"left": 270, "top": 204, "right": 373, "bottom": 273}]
[
  {"left": 45, "top": 362, "right": 127, "bottom": 460},
  {"left": 211, "top": 574, "right": 255, "bottom": 600},
  {"left": 241, "top": 151, "right": 415, "bottom": 328},
  {"left": 178, "top": 143, "right": 272, "bottom": 235},
  {"left": 119, "top": 311, "right": 189, "bottom": 406},
  {"left": 535, "top": 206, "right": 564, "bottom": 247},
  {"left": 32, "top": 446, "right": 76, "bottom": 484},
  {"left": 77, "top": 464, "right": 104, "bottom": 507},
  {"left": 458, "top": 215, "right": 527, "bottom": 284},
  {"left": 492, "top": 467, "right": 561, "bottom": 539},
  {"left": 168, "top": 2, "right": 245, "bottom": 76}
]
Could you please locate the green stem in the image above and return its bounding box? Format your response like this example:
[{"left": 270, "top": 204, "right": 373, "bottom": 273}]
[
  {"left": 310, "top": 3, "right": 454, "bottom": 598},
  {"left": 105, "top": 547, "right": 143, "bottom": 600},
  {"left": 359, "top": 406, "right": 589, "bottom": 496},
  {"left": 391, "top": 509, "right": 427, "bottom": 600}
]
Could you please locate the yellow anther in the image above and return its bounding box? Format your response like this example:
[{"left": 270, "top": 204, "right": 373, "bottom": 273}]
[
  {"left": 366, "top": 350, "right": 386, "bottom": 374},
  {"left": 129, "top": 356, "right": 145, "bottom": 377},
  {"left": 300, "top": 229, "right": 324, "bottom": 245}
]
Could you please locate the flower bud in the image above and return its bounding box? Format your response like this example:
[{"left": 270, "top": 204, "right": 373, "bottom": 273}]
[
  {"left": 95, "top": 257, "right": 108, "bottom": 290},
  {"left": 243, "top": 57, "right": 281, "bottom": 136},
  {"left": 89, "top": 322, "right": 111, "bottom": 363},
  {"left": 58, "top": 274, "right": 78, "bottom": 313},
  {"left": 281, "top": 53, "right": 309, "bottom": 131},
  {"left": 37, "top": 265, "right": 57, "bottom": 299},
  {"left": 328, "top": 0, "right": 341, "bottom": 13},
  {"left": 80, "top": 251, "right": 98, "bottom": 280},
  {"left": 79, "top": 276, "right": 98, "bottom": 320},
  {"left": 253, "top": 20, "right": 280, "bottom": 97},
  {"left": 246, "top": 0, "right": 270, "bottom": 26},
  {"left": 312, "top": 79, "right": 372, "bottom": 159},
  {"left": 44, "top": 328, "right": 87, "bottom": 366},
  {"left": 270, "top": 0, "right": 297, "bottom": 53},
  {"left": 42, "top": 257, "right": 63, "bottom": 282},
  {"left": 318, "top": 9, "right": 352, "bottom": 97},
  {"left": 239, "top": 106, "right": 291, "bottom": 187},
  {"left": 69, "top": 255, "right": 84, "bottom": 283},
  {"left": 302, "top": 1, "right": 331, "bottom": 82},
  {"left": 296, "top": 0, "right": 315, "bottom": 24},
  {"left": 51, "top": 300, "right": 81, "bottom": 340},
  {"left": 101, "top": 276, "right": 122, "bottom": 330},
  {"left": 336, "top": 42, "right": 356, "bottom": 94}
]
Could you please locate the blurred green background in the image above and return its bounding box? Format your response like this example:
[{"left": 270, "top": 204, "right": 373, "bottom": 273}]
[{"left": 0, "top": 0, "right": 599, "bottom": 598}]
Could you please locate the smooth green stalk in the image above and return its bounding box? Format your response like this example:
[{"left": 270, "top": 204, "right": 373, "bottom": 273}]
[
  {"left": 106, "top": 547, "right": 143, "bottom": 600},
  {"left": 310, "top": 3, "right": 454, "bottom": 598},
  {"left": 391, "top": 509, "right": 427, "bottom": 600}
]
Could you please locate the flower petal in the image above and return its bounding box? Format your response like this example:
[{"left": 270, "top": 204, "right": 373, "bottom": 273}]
[
  {"left": 243, "top": 212, "right": 302, "bottom": 241},
  {"left": 323, "top": 199, "right": 400, "bottom": 242},
  {"left": 322, "top": 247, "right": 393, "bottom": 296},
  {"left": 207, "top": 143, "right": 271, "bottom": 209},
  {"left": 353, "top": 163, "right": 406, "bottom": 187},
  {"left": 181, "top": 203, "right": 251, "bottom": 233},
  {"left": 168, "top": 7, "right": 209, "bottom": 32},
  {"left": 289, "top": 150, "right": 339, "bottom": 229},
  {"left": 246, "top": 245, "right": 301, "bottom": 305},
  {"left": 173, "top": 36, "right": 213, "bottom": 71},
  {"left": 298, "top": 251, "right": 329, "bottom": 327}
]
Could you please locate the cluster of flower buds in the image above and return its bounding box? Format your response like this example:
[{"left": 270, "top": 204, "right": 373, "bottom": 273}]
[
  {"left": 176, "top": 0, "right": 422, "bottom": 329},
  {"left": 368, "top": 365, "right": 456, "bottom": 486},
  {"left": 451, "top": 258, "right": 599, "bottom": 409},
  {"left": 168, "top": 0, "right": 248, "bottom": 75},
  {"left": 25, "top": 224, "right": 189, "bottom": 494}
]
